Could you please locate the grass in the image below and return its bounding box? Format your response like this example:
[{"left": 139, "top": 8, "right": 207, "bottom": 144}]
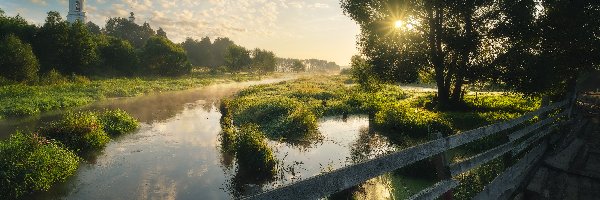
[
  {"left": 0, "top": 72, "right": 268, "bottom": 119},
  {"left": 223, "top": 75, "right": 541, "bottom": 199}
]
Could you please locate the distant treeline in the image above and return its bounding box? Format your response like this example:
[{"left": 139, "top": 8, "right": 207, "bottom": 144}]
[{"left": 0, "top": 9, "right": 340, "bottom": 84}]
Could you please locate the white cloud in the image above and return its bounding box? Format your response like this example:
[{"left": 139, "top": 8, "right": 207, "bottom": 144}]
[{"left": 30, "top": 0, "right": 47, "bottom": 6}]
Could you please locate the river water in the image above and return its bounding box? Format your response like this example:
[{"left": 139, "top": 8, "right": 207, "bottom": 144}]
[{"left": 2, "top": 78, "right": 407, "bottom": 199}]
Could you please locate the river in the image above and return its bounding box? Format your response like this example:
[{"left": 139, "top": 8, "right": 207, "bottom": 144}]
[{"left": 1, "top": 78, "right": 413, "bottom": 199}]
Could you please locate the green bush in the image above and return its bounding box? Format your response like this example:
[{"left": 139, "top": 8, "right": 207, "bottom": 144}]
[
  {"left": 0, "top": 34, "right": 39, "bottom": 83},
  {"left": 39, "top": 69, "right": 69, "bottom": 85},
  {"left": 98, "top": 109, "right": 139, "bottom": 136},
  {"left": 40, "top": 111, "right": 110, "bottom": 152},
  {"left": 234, "top": 124, "right": 277, "bottom": 177},
  {"left": 0, "top": 132, "right": 80, "bottom": 199}
]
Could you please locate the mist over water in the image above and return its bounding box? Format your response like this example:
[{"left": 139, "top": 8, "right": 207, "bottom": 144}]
[{"left": 5, "top": 77, "right": 403, "bottom": 199}]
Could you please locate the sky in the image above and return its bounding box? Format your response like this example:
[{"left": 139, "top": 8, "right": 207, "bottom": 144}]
[{"left": 0, "top": 0, "right": 360, "bottom": 65}]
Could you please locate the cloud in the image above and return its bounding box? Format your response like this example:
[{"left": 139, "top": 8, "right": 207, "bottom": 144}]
[
  {"left": 30, "top": 0, "right": 47, "bottom": 6},
  {"left": 84, "top": 0, "right": 283, "bottom": 42}
]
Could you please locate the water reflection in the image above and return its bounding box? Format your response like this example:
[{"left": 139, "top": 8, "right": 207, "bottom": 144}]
[{"left": 7, "top": 78, "right": 421, "bottom": 200}]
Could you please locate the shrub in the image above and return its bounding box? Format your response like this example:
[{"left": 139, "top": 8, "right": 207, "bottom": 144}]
[
  {"left": 98, "top": 109, "right": 139, "bottom": 136},
  {"left": 234, "top": 124, "right": 277, "bottom": 177},
  {"left": 40, "top": 111, "right": 110, "bottom": 152},
  {"left": 0, "top": 132, "right": 79, "bottom": 199},
  {"left": 39, "top": 69, "right": 69, "bottom": 85},
  {"left": 0, "top": 34, "right": 39, "bottom": 83}
]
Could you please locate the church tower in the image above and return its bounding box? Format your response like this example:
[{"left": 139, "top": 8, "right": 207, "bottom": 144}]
[{"left": 67, "top": 0, "right": 86, "bottom": 23}]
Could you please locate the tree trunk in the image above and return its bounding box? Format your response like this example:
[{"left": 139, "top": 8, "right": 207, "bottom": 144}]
[{"left": 427, "top": 5, "right": 450, "bottom": 109}]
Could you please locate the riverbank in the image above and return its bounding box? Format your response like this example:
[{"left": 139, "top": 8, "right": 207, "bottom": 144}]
[{"left": 0, "top": 73, "right": 276, "bottom": 120}]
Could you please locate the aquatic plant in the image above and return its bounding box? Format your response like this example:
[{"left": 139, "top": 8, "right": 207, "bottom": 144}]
[
  {"left": 0, "top": 132, "right": 80, "bottom": 199},
  {"left": 98, "top": 109, "right": 139, "bottom": 136},
  {"left": 234, "top": 124, "right": 278, "bottom": 178},
  {"left": 40, "top": 111, "right": 110, "bottom": 152}
]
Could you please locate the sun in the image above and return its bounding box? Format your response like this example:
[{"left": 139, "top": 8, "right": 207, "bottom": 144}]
[{"left": 394, "top": 20, "right": 404, "bottom": 29}]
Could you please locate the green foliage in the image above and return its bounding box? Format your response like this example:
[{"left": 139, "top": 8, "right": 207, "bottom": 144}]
[
  {"left": 39, "top": 69, "right": 69, "bottom": 85},
  {"left": 96, "top": 36, "right": 139, "bottom": 76},
  {"left": 234, "top": 124, "right": 277, "bottom": 177},
  {"left": 454, "top": 158, "right": 507, "bottom": 199},
  {"left": 98, "top": 109, "right": 139, "bottom": 136},
  {"left": 374, "top": 102, "right": 452, "bottom": 138},
  {"left": 182, "top": 37, "right": 216, "bottom": 68},
  {"left": 0, "top": 34, "right": 39, "bottom": 83},
  {"left": 291, "top": 60, "right": 306, "bottom": 72},
  {"left": 0, "top": 132, "right": 79, "bottom": 199},
  {"left": 65, "top": 21, "right": 98, "bottom": 74},
  {"left": 39, "top": 111, "right": 110, "bottom": 152},
  {"left": 104, "top": 17, "right": 155, "bottom": 48},
  {"left": 0, "top": 73, "right": 269, "bottom": 119},
  {"left": 251, "top": 48, "right": 277, "bottom": 73},
  {"left": 141, "top": 36, "right": 192, "bottom": 76},
  {"left": 350, "top": 55, "right": 380, "bottom": 91},
  {"left": 225, "top": 45, "right": 251, "bottom": 72},
  {"left": 0, "top": 11, "right": 37, "bottom": 43},
  {"left": 233, "top": 97, "right": 319, "bottom": 140}
]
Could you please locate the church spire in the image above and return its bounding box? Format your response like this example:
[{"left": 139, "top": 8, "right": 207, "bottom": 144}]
[{"left": 67, "top": 0, "right": 86, "bottom": 23}]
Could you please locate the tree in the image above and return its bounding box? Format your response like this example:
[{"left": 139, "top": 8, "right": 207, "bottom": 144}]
[
  {"left": 292, "top": 60, "right": 306, "bottom": 73},
  {"left": 86, "top": 21, "right": 101, "bottom": 34},
  {"left": 96, "top": 36, "right": 138, "bottom": 76},
  {"left": 493, "top": 0, "right": 600, "bottom": 98},
  {"left": 105, "top": 17, "right": 155, "bottom": 48},
  {"left": 0, "top": 12, "right": 37, "bottom": 44},
  {"left": 156, "top": 27, "right": 167, "bottom": 38},
  {"left": 341, "top": 0, "right": 498, "bottom": 109},
  {"left": 64, "top": 21, "right": 98, "bottom": 74},
  {"left": 34, "top": 11, "right": 69, "bottom": 73},
  {"left": 225, "top": 45, "right": 251, "bottom": 72},
  {"left": 212, "top": 37, "right": 235, "bottom": 67},
  {"left": 350, "top": 55, "right": 380, "bottom": 90},
  {"left": 251, "top": 49, "right": 277, "bottom": 73},
  {"left": 0, "top": 34, "right": 39, "bottom": 82},
  {"left": 182, "top": 37, "right": 214, "bottom": 67},
  {"left": 141, "top": 36, "right": 191, "bottom": 76}
]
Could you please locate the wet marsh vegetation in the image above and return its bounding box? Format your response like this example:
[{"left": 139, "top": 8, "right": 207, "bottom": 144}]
[
  {"left": 0, "top": 109, "right": 139, "bottom": 199},
  {"left": 219, "top": 75, "right": 541, "bottom": 199},
  {"left": 0, "top": 72, "right": 267, "bottom": 119},
  {"left": 0, "top": 75, "right": 544, "bottom": 199}
]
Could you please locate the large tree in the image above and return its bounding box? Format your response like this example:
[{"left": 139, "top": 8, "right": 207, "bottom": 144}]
[
  {"left": 141, "top": 36, "right": 191, "bottom": 76},
  {"left": 225, "top": 45, "right": 251, "bottom": 72},
  {"left": 104, "top": 17, "right": 155, "bottom": 48},
  {"left": 251, "top": 49, "right": 277, "bottom": 73},
  {"left": 341, "top": 0, "right": 498, "bottom": 109},
  {"left": 182, "top": 37, "right": 214, "bottom": 67},
  {"left": 493, "top": 0, "right": 600, "bottom": 98},
  {"left": 34, "top": 11, "right": 69, "bottom": 73}
]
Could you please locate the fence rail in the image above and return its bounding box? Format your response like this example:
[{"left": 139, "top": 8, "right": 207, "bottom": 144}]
[{"left": 244, "top": 100, "right": 571, "bottom": 200}]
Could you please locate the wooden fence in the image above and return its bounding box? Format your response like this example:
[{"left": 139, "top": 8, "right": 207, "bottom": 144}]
[{"left": 244, "top": 99, "right": 571, "bottom": 200}]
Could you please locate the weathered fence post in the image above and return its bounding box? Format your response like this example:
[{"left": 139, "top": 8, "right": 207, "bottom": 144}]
[{"left": 431, "top": 132, "right": 453, "bottom": 200}]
